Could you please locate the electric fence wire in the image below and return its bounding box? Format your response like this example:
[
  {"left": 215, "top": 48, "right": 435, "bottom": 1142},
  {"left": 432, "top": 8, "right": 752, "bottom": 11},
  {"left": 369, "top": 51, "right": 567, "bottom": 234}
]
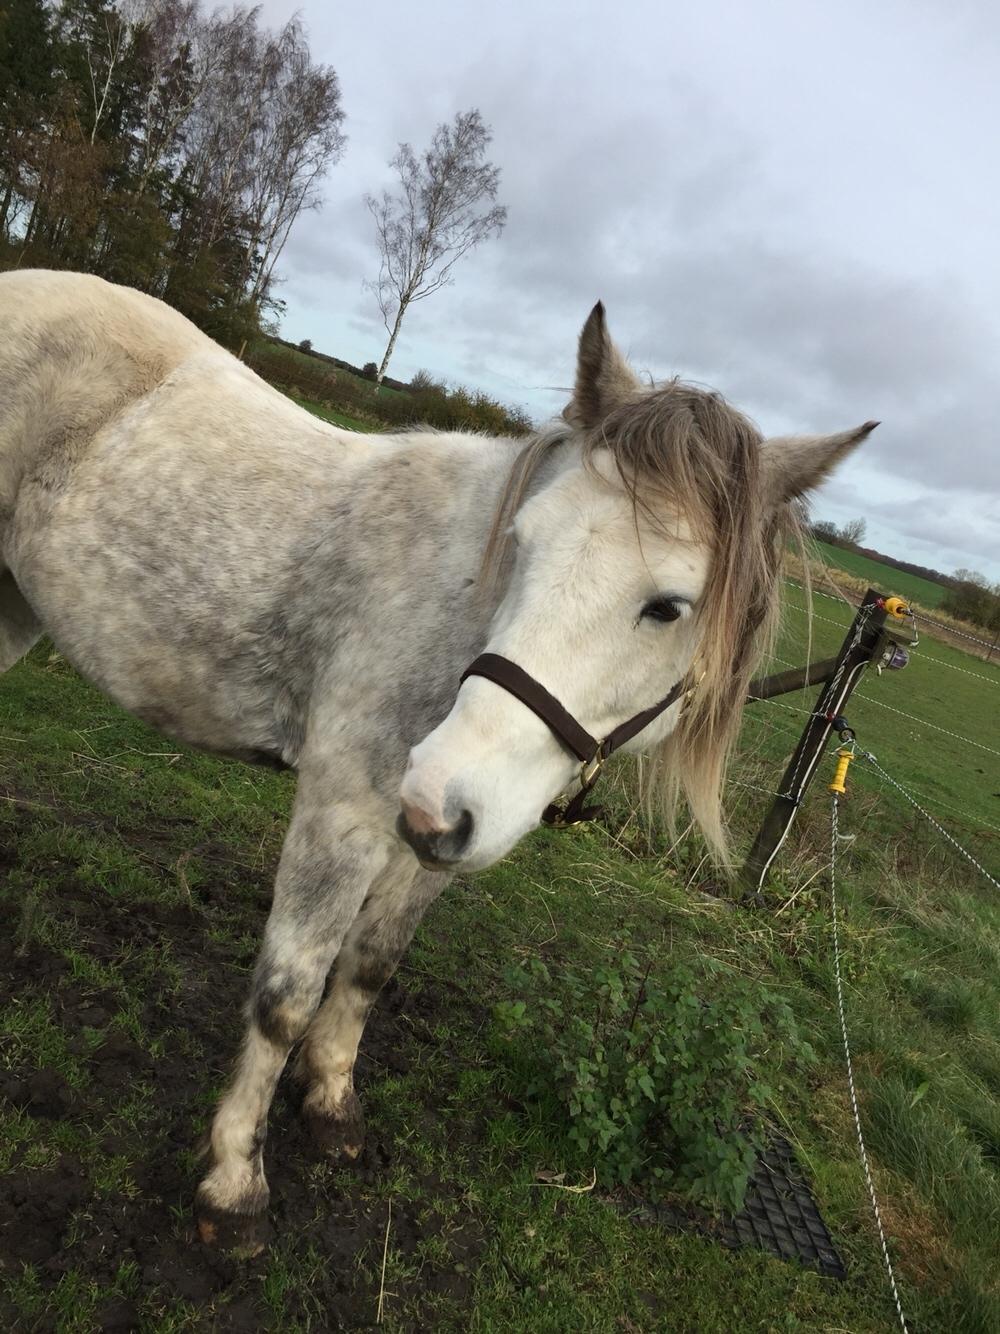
[
  {"left": 830, "top": 796, "right": 909, "bottom": 1334},
  {"left": 744, "top": 691, "right": 1000, "bottom": 837},
  {"left": 782, "top": 579, "right": 1000, "bottom": 680},
  {"left": 857, "top": 751, "right": 1000, "bottom": 891},
  {"left": 828, "top": 750, "right": 1000, "bottom": 1329},
  {"left": 911, "top": 613, "right": 1000, "bottom": 653}
]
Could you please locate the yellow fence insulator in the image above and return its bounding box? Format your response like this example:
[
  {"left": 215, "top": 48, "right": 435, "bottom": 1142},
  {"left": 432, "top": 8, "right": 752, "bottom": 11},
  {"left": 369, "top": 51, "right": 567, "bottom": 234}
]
[{"left": 829, "top": 747, "right": 855, "bottom": 795}]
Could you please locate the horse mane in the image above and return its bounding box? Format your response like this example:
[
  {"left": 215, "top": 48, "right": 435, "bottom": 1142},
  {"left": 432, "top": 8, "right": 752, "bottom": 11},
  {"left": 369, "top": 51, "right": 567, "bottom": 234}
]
[{"left": 481, "top": 379, "right": 804, "bottom": 866}]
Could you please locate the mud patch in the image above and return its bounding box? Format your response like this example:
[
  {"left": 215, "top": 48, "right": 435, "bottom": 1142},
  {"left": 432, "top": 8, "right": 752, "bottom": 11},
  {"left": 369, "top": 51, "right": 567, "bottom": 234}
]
[{"left": 0, "top": 847, "right": 486, "bottom": 1330}]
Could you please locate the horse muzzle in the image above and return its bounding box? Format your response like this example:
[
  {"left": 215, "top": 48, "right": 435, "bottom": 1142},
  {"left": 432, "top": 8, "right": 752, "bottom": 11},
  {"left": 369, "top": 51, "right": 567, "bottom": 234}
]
[{"left": 396, "top": 802, "right": 475, "bottom": 870}]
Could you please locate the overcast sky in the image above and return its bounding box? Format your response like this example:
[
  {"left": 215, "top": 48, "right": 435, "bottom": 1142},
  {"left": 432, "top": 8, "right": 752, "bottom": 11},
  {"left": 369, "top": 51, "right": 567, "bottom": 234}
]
[{"left": 259, "top": 0, "right": 1000, "bottom": 581}]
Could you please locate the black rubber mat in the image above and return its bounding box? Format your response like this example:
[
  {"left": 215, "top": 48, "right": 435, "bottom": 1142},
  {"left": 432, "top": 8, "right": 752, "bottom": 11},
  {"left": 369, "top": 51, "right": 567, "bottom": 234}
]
[{"left": 617, "top": 1134, "right": 847, "bottom": 1279}]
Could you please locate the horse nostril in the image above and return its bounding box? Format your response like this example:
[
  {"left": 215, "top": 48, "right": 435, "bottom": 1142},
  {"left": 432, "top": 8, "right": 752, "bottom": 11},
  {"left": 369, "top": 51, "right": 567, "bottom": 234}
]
[
  {"left": 397, "top": 806, "right": 474, "bottom": 866},
  {"left": 449, "top": 808, "right": 474, "bottom": 856},
  {"left": 400, "top": 797, "right": 445, "bottom": 836}
]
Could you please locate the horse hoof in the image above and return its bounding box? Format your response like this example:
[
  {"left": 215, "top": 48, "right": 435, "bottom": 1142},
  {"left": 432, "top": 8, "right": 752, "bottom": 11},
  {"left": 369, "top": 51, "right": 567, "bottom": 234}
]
[
  {"left": 194, "top": 1196, "right": 271, "bottom": 1257},
  {"left": 304, "top": 1090, "right": 366, "bottom": 1164}
]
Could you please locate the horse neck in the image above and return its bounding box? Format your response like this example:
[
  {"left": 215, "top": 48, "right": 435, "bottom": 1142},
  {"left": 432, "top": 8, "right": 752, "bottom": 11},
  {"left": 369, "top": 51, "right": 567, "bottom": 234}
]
[
  {"left": 283, "top": 426, "right": 579, "bottom": 766},
  {"left": 286, "top": 430, "right": 531, "bottom": 673},
  {"left": 364, "top": 428, "right": 526, "bottom": 589}
]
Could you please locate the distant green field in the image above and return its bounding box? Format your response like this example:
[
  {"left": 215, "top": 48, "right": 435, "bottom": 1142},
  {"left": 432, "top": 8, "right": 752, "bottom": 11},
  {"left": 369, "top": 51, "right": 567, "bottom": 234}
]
[
  {"left": 298, "top": 398, "right": 375, "bottom": 433},
  {"left": 260, "top": 339, "right": 404, "bottom": 399},
  {"left": 810, "top": 539, "right": 949, "bottom": 608}
]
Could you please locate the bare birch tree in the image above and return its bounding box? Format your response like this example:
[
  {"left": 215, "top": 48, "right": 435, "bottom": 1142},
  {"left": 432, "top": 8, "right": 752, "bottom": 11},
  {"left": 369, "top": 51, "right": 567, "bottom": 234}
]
[
  {"left": 131, "top": 0, "right": 212, "bottom": 197},
  {"left": 240, "top": 32, "right": 346, "bottom": 303},
  {"left": 83, "top": 2, "right": 132, "bottom": 145},
  {"left": 365, "top": 109, "right": 507, "bottom": 383}
]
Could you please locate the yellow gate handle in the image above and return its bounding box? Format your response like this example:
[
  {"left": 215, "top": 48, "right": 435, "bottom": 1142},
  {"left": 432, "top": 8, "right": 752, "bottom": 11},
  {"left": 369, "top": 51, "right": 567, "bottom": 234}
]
[{"left": 829, "top": 747, "right": 855, "bottom": 795}]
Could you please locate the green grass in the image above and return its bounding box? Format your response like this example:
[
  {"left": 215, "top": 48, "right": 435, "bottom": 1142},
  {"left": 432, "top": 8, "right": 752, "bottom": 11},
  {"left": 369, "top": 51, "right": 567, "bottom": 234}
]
[
  {"left": 1, "top": 561, "right": 998, "bottom": 1327},
  {"left": 809, "top": 538, "right": 950, "bottom": 608},
  {"left": 295, "top": 398, "right": 376, "bottom": 433}
]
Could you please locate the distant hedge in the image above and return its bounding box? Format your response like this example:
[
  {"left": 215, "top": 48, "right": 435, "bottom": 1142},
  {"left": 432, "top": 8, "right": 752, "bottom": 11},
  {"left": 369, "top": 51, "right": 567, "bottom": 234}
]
[
  {"left": 941, "top": 578, "right": 1000, "bottom": 634},
  {"left": 249, "top": 342, "right": 533, "bottom": 438}
]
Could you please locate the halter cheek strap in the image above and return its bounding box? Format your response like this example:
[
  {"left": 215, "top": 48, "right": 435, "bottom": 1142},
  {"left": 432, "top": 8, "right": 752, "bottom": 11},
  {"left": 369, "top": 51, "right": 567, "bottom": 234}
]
[{"left": 459, "top": 652, "right": 692, "bottom": 826}]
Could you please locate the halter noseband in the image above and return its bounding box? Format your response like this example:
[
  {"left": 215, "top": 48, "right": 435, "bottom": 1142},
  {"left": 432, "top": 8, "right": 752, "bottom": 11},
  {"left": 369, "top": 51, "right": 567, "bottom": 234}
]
[{"left": 459, "top": 652, "right": 696, "bottom": 827}]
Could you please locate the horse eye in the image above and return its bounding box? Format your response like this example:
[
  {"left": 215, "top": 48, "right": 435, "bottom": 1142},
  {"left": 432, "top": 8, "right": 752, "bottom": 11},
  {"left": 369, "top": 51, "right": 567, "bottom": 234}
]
[{"left": 641, "top": 597, "right": 684, "bottom": 624}]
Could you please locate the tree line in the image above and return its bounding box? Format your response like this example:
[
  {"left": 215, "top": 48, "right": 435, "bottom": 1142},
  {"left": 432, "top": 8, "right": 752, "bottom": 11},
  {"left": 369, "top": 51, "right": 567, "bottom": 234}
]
[
  {"left": 812, "top": 517, "right": 958, "bottom": 591},
  {"left": 1, "top": 0, "right": 508, "bottom": 379},
  {"left": 811, "top": 516, "right": 1000, "bottom": 633},
  {"left": 940, "top": 570, "right": 1000, "bottom": 636},
  {"left": 1, "top": 0, "right": 347, "bottom": 344}
]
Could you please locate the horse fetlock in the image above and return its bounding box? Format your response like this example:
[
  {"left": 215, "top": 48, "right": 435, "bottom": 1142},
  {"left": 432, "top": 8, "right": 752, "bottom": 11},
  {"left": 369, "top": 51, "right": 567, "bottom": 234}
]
[{"left": 302, "top": 1085, "right": 366, "bottom": 1163}]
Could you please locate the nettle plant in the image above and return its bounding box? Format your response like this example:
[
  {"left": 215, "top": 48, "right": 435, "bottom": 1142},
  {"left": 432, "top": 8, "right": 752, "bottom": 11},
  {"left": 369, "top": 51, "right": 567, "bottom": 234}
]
[{"left": 494, "top": 947, "right": 814, "bottom": 1214}]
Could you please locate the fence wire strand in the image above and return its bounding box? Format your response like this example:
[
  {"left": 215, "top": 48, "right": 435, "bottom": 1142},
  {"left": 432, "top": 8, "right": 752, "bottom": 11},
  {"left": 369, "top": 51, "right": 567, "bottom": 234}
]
[
  {"left": 858, "top": 752, "right": 1000, "bottom": 891},
  {"left": 905, "top": 653, "right": 1000, "bottom": 688},
  {"left": 830, "top": 797, "right": 909, "bottom": 1334},
  {"left": 744, "top": 691, "right": 1000, "bottom": 838},
  {"left": 911, "top": 613, "right": 999, "bottom": 653},
  {"left": 782, "top": 578, "right": 1000, "bottom": 678},
  {"left": 852, "top": 693, "right": 1000, "bottom": 758}
]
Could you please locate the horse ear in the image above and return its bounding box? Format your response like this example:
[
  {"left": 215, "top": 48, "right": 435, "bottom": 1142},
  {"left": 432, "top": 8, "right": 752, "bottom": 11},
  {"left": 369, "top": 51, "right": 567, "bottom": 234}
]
[
  {"left": 563, "top": 302, "right": 642, "bottom": 429},
  {"left": 759, "top": 421, "right": 878, "bottom": 509}
]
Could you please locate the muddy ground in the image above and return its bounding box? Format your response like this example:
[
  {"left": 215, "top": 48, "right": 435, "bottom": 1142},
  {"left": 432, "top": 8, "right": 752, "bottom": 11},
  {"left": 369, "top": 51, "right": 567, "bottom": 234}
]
[{"left": 0, "top": 840, "right": 486, "bottom": 1332}]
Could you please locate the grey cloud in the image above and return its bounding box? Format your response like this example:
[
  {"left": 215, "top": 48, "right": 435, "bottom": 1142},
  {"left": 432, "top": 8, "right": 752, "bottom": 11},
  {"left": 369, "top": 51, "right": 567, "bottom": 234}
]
[{"left": 255, "top": 0, "right": 1000, "bottom": 578}]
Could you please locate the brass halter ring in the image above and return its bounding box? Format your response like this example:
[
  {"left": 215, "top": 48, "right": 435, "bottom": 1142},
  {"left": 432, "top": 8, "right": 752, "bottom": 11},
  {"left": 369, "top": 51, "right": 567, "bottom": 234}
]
[{"left": 579, "top": 747, "right": 605, "bottom": 790}]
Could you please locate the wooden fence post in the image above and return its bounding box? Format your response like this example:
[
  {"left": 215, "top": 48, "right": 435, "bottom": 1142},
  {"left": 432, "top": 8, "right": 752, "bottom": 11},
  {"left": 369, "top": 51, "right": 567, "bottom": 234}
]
[{"left": 739, "top": 588, "right": 916, "bottom": 896}]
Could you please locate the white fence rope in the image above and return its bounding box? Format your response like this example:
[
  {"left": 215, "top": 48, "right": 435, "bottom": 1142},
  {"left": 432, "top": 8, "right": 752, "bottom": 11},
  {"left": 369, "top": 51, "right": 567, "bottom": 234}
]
[
  {"left": 912, "top": 613, "right": 999, "bottom": 653},
  {"left": 853, "top": 693, "right": 1000, "bottom": 759},
  {"left": 783, "top": 601, "right": 853, "bottom": 631},
  {"left": 905, "top": 654, "right": 1000, "bottom": 688},
  {"left": 847, "top": 761, "right": 1000, "bottom": 837},
  {"left": 785, "top": 575, "right": 998, "bottom": 650},
  {"left": 830, "top": 796, "right": 909, "bottom": 1334},
  {"left": 857, "top": 752, "right": 1000, "bottom": 891},
  {"left": 758, "top": 664, "right": 999, "bottom": 757},
  {"left": 744, "top": 677, "right": 1000, "bottom": 836},
  {"left": 784, "top": 578, "right": 853, "bottom": 607}
]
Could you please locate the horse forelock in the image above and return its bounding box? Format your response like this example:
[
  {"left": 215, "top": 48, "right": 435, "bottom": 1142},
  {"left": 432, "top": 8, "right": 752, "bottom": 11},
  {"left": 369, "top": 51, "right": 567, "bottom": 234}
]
[{"left": 482, "top": 379, "right": 800, "bottom": 864}]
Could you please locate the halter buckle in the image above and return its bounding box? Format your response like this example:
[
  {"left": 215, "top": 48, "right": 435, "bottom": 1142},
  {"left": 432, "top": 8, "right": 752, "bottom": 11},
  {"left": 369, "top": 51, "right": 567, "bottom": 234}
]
[
  {"left": 540, "top": 747, "right": 607, "bottom": 828},
  {"left": 580, "top": 746, "right": 605, "bottom": 790}
]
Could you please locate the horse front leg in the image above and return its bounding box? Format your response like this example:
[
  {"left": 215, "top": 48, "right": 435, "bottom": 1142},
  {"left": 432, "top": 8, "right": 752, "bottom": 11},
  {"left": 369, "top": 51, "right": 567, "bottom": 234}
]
[
  {"left": 294, "top": 855, "right": 445, "bottom": 1162},
  {"left": 195, "top": 797, "right": 392, "bottom": 1253}
]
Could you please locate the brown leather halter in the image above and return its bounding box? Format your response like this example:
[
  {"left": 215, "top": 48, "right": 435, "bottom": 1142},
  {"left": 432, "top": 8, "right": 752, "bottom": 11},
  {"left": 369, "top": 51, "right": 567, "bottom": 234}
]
[{"left": 460, "top": 652, "right": 695, "bottom": 827}]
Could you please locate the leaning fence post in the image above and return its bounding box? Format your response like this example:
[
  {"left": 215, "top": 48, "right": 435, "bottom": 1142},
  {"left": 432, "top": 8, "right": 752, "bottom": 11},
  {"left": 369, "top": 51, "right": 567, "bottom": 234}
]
[{"left": 739, "top": 587, "right": 913, "bottom": 896}]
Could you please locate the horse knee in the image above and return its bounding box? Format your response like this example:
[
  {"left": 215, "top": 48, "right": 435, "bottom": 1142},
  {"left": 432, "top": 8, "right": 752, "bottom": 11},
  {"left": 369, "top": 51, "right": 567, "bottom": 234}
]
[{"left": 251, "top": 973, "right": 323, "bottom": 1048}]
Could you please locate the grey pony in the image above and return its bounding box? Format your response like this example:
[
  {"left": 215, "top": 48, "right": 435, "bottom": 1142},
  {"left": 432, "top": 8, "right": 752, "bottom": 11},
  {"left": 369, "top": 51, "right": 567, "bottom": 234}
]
[
  {"left": 0, "top": 270, "right": 872, "bottom": 1249},
  {"left": 0, "top": 269, "right": 521, "bottom": 1246}
]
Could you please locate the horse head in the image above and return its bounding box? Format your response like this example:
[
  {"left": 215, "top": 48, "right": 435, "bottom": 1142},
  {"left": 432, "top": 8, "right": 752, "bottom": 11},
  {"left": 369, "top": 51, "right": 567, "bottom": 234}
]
[{"left": 400, "top": 303, "right": 875, "bottom": 872}]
